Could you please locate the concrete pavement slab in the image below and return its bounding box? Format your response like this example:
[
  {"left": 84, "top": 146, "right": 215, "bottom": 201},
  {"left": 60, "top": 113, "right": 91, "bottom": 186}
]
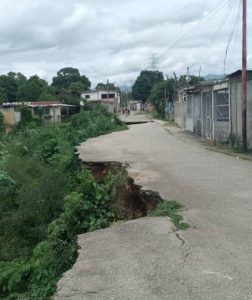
[{"left": 55, "top": 121, "right": 252, "bottom": 299}]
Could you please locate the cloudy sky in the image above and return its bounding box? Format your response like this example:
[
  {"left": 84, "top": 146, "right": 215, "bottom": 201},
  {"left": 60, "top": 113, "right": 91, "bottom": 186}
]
[{"left": 0, "top": 0, "right": 251, "bottom": 86}]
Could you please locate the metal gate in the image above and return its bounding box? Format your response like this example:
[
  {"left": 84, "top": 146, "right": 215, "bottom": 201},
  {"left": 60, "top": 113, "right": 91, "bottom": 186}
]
[{"left": 203, "top": 92, "right": 212, "bottom": 139}]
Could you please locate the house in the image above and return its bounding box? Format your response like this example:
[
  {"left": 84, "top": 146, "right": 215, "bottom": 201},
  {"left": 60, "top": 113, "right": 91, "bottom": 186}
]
[
  {"left": 129, "top": 100, "right": 144, "bottom": 111},
  {"left": 81, "top": 89, "right": 121, "bottom": 113},
  {"left": 174, "top": 70, "right": 252, "bottom": 149},
  {"left": 0, "top": 101, "right": 77, "bottom": 127}
]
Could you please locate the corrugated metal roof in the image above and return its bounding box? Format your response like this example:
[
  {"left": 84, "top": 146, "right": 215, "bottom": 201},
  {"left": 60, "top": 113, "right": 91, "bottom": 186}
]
[{"left": 1, "top": 101, "right": 76, "bottom": 108}]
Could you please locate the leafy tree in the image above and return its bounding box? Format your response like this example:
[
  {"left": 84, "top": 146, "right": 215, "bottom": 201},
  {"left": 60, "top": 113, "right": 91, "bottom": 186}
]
[
  {"left": 0, "top": 75, "right": 17, "bottom": 102},
  {"left": 69, "top": 81, "right": 85, "bottom": 96},
  {"left": 132, "top": 70, "right": 164, "bottom": 102},
  {"left": 96, "top": 82, "right": 117, "bottom": 90},
  {"left": 0, "top": 87, "right": 7, "bottom": 104},
  {"left": 8, "top": 72, "right": 27, "bottom": 87},
  {"left": 0, "top": 72, "right": 27, "bottom": 102},
  {"left": 178, "top": 75, "right": 205, "bottom": 88},
  {"left": 148, "top": 78, "right": 175, "bottom": 118},
  {"left": 58, "top": 89, "right": 80, "bottom": 105},
  {"left": 38, "top": 89, "right": 57, "bottom": 101},
  {"left": 52, "top": 67, "right": 90, "bottom": 91},
  {"left": 0, "top": 111, "right": 4, "bottom": 132},
  {"left": 17, "top": 76, "right": 49, "bottom": 102}
]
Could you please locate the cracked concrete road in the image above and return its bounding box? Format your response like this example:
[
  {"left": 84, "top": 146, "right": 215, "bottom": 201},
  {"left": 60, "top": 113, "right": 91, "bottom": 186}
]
[{"left": 55, "top": 119, "right": 252, "bottom": 300}]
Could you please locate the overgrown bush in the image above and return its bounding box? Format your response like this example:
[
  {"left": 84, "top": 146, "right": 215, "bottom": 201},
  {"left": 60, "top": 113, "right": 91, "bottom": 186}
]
[
  {"left": 0, "top": 109, "right": 127, "bottom": 299},
  {"left": 0, "top": 111, "right": 4, "bottom": 132}
]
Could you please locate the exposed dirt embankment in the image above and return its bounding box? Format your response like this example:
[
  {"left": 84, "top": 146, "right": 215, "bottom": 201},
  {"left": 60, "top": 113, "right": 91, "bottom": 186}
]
[{"left": 82, "top": 161, "right": 162, "bottom": 219}]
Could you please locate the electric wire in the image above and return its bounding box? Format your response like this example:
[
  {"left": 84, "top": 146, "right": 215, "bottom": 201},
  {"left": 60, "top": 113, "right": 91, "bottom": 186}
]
[
  {"left": 223, "top": 0, "right": 242, "bottom": 74},
  {"left": 189, "top": 0, "right": 238, "bottom": 71},
  {"left": 159, "top": 0, "right": 231, "bottom": 60}
]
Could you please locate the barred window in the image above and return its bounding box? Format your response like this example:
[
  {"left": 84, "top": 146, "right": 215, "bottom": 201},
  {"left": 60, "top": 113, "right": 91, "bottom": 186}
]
[{"left": 215, "top": 90, "right": 229, "bottom": 122}]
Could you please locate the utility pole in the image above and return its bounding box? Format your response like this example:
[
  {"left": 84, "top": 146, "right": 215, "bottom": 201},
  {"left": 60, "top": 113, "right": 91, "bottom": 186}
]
[
  {"left": 164, "top": 87, "right": 167, "bottom": 119},
  {"left": 242, "top": 0, "right": 247, "bottom": 151},
  {"left": 107, "top": 79, "right": 109, "bottom": 108}
]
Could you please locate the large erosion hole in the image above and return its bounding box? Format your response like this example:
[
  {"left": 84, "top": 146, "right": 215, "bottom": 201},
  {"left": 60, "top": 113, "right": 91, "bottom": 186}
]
[
  {"left": 123, "top": 121, "right": 151, "bottom": 125},
  {"left": 82, "top": 161, "right": 162, "bottom": 219}
]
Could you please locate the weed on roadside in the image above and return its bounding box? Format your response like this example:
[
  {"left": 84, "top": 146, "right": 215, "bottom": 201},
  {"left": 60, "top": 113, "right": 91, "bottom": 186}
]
[{"left": 148, "top": 200, "right": 189, "bottom": 230}]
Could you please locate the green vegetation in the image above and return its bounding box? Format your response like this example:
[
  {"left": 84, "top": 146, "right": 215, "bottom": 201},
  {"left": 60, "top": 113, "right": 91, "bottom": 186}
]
[
  {"left": 148, "top": 200, "right": 189, "bottom": 230},
  {"left": 96, "top": 82, "right": 117, "bottom": 90},
  {"left": 132, "top": 70, "right": 164, "bottom": 102},
  {"left": 0, "top": 67, "right": 90, "bottom": 105},
  {"left": 148, "top": 79, "right": 176, "bottom": 119},
  {"left": 0, "top": 112, "right": 4, "bottom": 132},
  {"left": 177, "top": 75, "right": 205, "bottom": 88},
  {"left": 0, "top": 109, "right": 127, "bottom": 299},
  {"left": 132, "top": 70, "right": 204, "bottom": 119}
]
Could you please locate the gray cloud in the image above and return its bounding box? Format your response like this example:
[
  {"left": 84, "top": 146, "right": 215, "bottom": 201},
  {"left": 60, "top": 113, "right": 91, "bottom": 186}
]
[{"left": 0, "top": 0, "right": 251, "bottom": 86}]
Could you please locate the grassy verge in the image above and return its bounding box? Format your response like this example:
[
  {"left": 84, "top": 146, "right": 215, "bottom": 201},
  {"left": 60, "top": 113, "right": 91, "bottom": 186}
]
[{"left": 148, "top": 200, "right": 189, "bottom": 230}]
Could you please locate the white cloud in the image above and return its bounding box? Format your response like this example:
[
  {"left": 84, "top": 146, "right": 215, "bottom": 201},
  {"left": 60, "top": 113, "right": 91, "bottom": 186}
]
[{"left": 0, "top": 0, "right": 251, "bottom": 86}]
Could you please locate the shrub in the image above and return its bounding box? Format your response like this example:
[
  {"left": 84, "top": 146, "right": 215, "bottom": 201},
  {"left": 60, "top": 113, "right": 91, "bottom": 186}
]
[
  {"left": 148, "top": 200, "right": 189, "bottom": 230},
  {"left": 0, "top": 109, "right": 127, "bottom": 299},
  {"left": 0, "top": 111, "right": 4, "bottom": 132}
]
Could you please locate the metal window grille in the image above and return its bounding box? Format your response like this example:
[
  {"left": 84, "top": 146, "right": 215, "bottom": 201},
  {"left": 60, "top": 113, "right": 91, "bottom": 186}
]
[{"left": 215, "top": 90, "right": 229, "bottom": 122}]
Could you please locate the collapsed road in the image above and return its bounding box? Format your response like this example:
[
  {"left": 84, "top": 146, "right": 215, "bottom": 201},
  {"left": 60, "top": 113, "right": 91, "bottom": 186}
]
[{"left": 54, "top": 114, "right": 252, "bottom": 300}]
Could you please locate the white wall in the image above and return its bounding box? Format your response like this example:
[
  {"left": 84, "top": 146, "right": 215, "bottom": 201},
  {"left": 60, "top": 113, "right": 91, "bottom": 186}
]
[{"left": 81, "top": 90, "right": 121, "bottom": 104}]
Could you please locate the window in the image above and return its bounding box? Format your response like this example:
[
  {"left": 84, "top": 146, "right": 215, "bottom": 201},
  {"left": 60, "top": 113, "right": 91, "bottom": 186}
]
[
  {"left": 43, "top": 107, "right": 50, "bottom": 115},
  {"left": 34, "top": 107, "right": 42, "bottom": 116},
  {"left": 109, "top": 93, "right": 115, "bottom": 99},
  {"left": 215, "top": 89, "right": 229, "bottom": 122},
  {"left": 85, "top": 95, "right": 90, "bottom": 99},
  {"left": 101, "top": 93, "right": 115, "bottom": 99}
]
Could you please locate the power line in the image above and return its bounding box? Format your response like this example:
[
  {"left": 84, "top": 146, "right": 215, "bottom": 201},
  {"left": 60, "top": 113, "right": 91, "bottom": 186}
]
[
  {"left": 160, "top": 0, "right": 231, "bottom": 60},
  {"left": 224, "top": 0, "right": 242, "bottom": 74},
  {"left": 225, "top": 0, "right": 242, "bottom": 72},
  {"left": 189, "top": 0, "right": 239, "bottom": 73},
  {"left": 190, "top": 0, "right": 238, "bottom": 69}
]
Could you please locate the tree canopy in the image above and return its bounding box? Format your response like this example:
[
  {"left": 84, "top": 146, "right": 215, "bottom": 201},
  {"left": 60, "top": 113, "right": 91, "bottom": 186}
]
[
  {"left": 0, "top": 67, "right": 91, "bottom": 104},
  {"left": 148, "top": 78, "right": 176, "bottom": 118},
  {"left": 178, "top": 75, "right": 205, "bottom": 88},
  {"left": 52, "top": 67, "right": 91, "bottom": 91},
  {"left": 96, "top": 82, "right": 117, "bottom": 90},
  {"left": 132, "top": 70, "right": 164, "bottom": 102},
  {"left": 0, "top": 73, "right": 18, "bottom": 102},
  {"left": 17, "top": 75, "right": 49, "bottom": 102}
]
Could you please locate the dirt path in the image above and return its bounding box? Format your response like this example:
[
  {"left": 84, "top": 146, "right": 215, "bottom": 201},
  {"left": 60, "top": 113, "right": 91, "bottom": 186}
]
[{"left": 55, "top": 121, "right": 252, "bottom": 300}]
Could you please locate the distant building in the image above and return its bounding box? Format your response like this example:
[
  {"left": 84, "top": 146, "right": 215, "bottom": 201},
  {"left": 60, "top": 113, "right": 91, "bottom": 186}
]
[
  {"left": 81, "top": 89, "right": 121, "bottom": 113},
  {"left": 174, "top": 70, "right": 252, "bottom": 149},
  {"left": 0, "top": 101, "right": 77, "bottom": 127},
  {"left": 129, "top": 101, "right": 144, "bottom": 111}
]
